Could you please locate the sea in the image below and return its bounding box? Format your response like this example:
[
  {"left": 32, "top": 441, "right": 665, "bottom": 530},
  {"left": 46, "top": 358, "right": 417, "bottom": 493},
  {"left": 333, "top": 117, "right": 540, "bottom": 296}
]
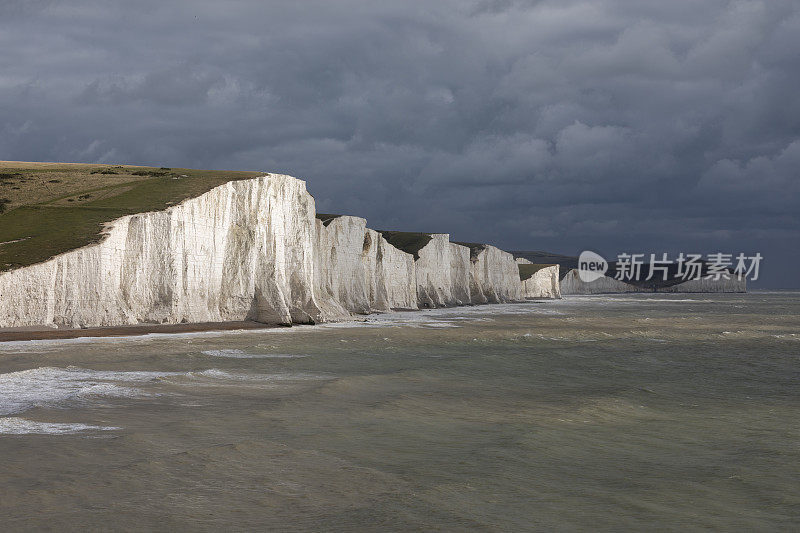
[{"left": 0, "top": 292, "right": 798, "bottom": 531}]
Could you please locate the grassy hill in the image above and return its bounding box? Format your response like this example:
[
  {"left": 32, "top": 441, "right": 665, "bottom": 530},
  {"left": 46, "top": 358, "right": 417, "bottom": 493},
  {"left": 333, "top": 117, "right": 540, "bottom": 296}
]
[{"left": 0, "top": 161, "right": 263, "bottom": 272}]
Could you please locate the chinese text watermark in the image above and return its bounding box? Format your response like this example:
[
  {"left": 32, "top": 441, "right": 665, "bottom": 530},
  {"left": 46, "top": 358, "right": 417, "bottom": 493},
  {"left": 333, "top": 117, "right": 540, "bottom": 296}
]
[{"left": 578, "top": 251, "right": 762, "bottom": 283}]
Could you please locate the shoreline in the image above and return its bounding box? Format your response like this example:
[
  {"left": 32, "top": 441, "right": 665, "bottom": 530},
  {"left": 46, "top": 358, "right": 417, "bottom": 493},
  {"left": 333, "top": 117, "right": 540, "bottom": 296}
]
[
  {"left": 2, "top": 292, "right": 771, "bottom": 343},
  {"left": 0, "top": 301, "right": 536, "bottom": 343},
  {"left": 0, "top": 320, "right": 283, "bottom": 343}
]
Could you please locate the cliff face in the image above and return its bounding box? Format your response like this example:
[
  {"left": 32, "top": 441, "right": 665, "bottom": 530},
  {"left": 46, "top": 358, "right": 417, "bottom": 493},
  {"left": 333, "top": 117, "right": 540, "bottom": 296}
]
[
  {"left": 560, "top": 269, "right": 642, "bottom": 295},
  {"left": 655, "top": 276, "right": 746, "bottom": 293},
  {"left": 315, "top": 222, "right": 525, "bottom": 314},
  {"left": 0, "top": 174, "right": 552, "bottom": 329},
  {"left": 414, "top": 235, "right": 472, "bottom": 308},
  {"left": 516, "top": 258, "right": 561, "bottom": 299},
  {"left": 314, "top": 216, "right": 417, "bottom": 314},
  {"left": 469, "top": 245, "right": 524, "bottom": 303},
  {"left": 368, "top": 234, "right": 419, "bottom": 310},
  {"left": 560, "top": 268, "right": 746, "bottom": 294},
  {"left": 0, "top": 175, "right": 336, "bottom": 328},
  {"left": 521, "top": 265, "right": 561, "bottom": 299}
]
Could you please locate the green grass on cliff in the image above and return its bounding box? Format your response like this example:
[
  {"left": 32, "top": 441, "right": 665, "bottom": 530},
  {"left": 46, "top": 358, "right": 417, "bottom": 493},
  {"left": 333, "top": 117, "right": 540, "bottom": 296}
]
[
  {"left": 378, "top": 231, "right": 433, "bottom": 260},
  {"left": 0, "top": 161, "right": 263, "bottom": 272},
  {"left": 315, "top": 213, "right": 342, "bottom": 227},
  {"left": 453, "top": 241, "right": 487, "bottom": 260},
  {"left": 518, "top": 263, "right": 557, "bottom": 281}
]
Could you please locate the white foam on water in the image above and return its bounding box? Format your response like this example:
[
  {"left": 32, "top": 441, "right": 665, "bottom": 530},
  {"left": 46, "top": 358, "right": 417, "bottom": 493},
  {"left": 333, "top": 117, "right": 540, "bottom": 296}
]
[
  {"left": 0, "top": 367, "right": 183, "bottom": 417},
  {"left": 201, "top": 349, "right": 309, "bottom": 359},
  {"left": 190, "top": 369, "right": 333, "bottom": 383},
  {"left": 0, "top": 326, "right": 287, "bottom": 351},
  {"left": 317, "top": 302, "right": 566, "bottom": 331},
  {"left": 0, "top": 417, "right": 120, "bottom": 435},
  {"left": 0, "top": 302, "right": 569, "bottom": 351},
  {"left": 321, "top": 316, "right": 460, "bottom": 329},
  {"left": 0, "top": 366, "right": 189, "bottom": 435},
  {"left": 0, "top": 365, "right": 335, "bottom": 435},
  {"left": 558, "top": 295, "right": 713, "bottom": 305},
  {"left": 318, "top": 321, "right": 388, "bottom": 329},
  {"left": 520, "top": 333, "right": 595, "bottom": 342},
  {"left": 339, "top": 303, "right": 563, "bottom": 328}
]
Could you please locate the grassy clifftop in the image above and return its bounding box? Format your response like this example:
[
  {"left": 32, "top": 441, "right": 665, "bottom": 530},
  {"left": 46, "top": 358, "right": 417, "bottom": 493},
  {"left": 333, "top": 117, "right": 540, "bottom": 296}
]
[
  {"left": 378, "top": 231, "right": 433, "bottom": 260},
  {"left": 518, "top": 263, "right": 557, "bottom": 281},
  {"left": 0, "top": 161, "right": 263, "bottom": 272},
  {"left": 315, "top": 213, "right": 342, "bottom": 227}
]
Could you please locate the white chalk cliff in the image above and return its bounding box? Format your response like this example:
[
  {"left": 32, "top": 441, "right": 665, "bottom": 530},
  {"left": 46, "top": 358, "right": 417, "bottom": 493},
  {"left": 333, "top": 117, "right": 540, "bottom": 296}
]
[
  {"left": 414, "top": 235, "right": 472, "bottom": 308},
  {"left": 653, "top": 276, "right": 746, "bottom": 293},
  {"left": 0, "top": 175, "right": 338, "bottom": 328},
  {"left": 560, "top": 269, "right": 643, "bottom": 295},
  {"left": 468, "top": 245, "right": 524, "bottom": 304},
  {"left": 314, "top": 215, "right": 417, "bottom": 314},
  {"left": 560, "top": 268, "right": 746, "bottom": 294},
  {"left": 0, "top": 174, "right": 536, "bottom": 329},
  {"left": 516, "top": 259, "right": 561, "bottom": 299}
]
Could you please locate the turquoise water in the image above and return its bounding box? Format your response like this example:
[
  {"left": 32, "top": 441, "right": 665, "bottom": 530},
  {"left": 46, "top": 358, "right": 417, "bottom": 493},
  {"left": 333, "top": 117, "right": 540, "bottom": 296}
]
[{"left": 0, "top": 293, "right": 798, "bottom": 531}]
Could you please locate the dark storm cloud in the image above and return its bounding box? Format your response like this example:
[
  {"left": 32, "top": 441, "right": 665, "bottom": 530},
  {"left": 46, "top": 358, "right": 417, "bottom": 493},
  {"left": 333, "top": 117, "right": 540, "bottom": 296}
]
[{"left": 1, "top": 0, "right": 798, "bottom": 285}]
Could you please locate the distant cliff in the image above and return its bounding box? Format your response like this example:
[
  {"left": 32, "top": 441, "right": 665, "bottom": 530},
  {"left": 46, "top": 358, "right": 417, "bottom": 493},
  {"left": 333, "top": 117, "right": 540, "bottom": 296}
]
[{"left": 513, "top": 251, "right": 746, "bottom": 295}]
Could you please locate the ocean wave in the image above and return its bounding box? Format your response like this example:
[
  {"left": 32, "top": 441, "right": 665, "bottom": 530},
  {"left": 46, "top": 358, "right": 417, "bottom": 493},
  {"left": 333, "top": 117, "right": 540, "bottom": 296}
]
[
  {"left": 0, "top": 367, "right": 182, "bottom": 417},
  {"left": 0, "top": 303, "right": 569, "bottom": 351},
  {"left": 190, "top": 369, "right": 333, "bottom": 383},
  {"left": 0, "top": 366, "right": 180, "bottom": 435},
  {"left": 558, "top": 296, "right": 712, "bottom": 304},
  {"left": 317, "top": 302, "right": 566, "bottom": 330},
  {"left": 0, "top": 365, "right": 332, "bottom": 419},
  {"left": 0, "top": 417, "right": 120, "bottom": 435},
  {"left": 201, "top": 349, "right": 309, "bottom": 359},
  {"left": 0, "top": 326, "right": 283, "bottom": 351},
  {"left": 0, "top": 365, "right": 335, "bottom": 435},
  {"left": 519, "top": 332, "right": 599, "bottom": 342}
]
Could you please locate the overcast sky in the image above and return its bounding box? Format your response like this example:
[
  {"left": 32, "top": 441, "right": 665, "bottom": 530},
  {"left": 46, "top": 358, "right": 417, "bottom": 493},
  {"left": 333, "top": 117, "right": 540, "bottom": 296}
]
[{"left": 1, "top": 0, "right": 798, "bottom": 286}]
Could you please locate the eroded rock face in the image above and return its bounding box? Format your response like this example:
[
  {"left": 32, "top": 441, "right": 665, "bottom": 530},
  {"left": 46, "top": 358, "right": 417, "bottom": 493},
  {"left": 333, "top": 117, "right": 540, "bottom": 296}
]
[
  {"left": 0, "top": 175, "right": 340, "bottom": 328},
  {"left": 414, "top": 235, "right": 472, "bottom": 308},
  {"left": 560, "top": 268, "right": 746, "bottom": 294},
  {"left": 365, "top": 229, "right": 419, "bottom": 311},
  {"left": 0, "top": 174, "right": 558, "bottom": 329},
  {"left": 469, "top": 245, "right": 524, "bottom": 304},
  {"left": 560, "top": 269, "right": 643, "bottom": 295},
  {"left": 314, "top": 216, "right": 417, "bottom": 314},
  {"left": 521, "top": 265, "right": 561, "bottom": 299},
  {"left": 654, "top": 276, "right": 746, "bottom": 293}
]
